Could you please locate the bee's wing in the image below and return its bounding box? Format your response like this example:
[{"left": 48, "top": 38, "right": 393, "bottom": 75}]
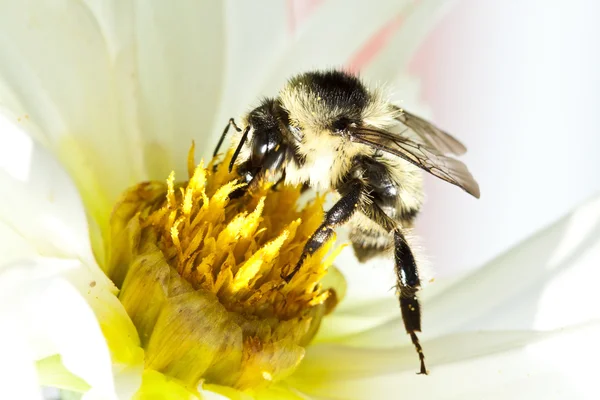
[
  {"left": 351, "top": 127, "right": 480, "bottom": 198},
  {"left": 392, "top": 106, "right": 467, "bottom": 156}
]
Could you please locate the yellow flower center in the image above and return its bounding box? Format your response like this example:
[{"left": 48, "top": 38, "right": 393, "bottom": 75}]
[{"left": 104, "top": 145, "right": 343, "bottom": 391}]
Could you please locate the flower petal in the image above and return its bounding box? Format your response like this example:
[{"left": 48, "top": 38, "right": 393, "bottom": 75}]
[
  {"left": 0, "top": 0, "right": 146, "bottom": 239},
  {"left": 307, "top": 195, "right": 600, "bottom": 397},
  {"left": 340, "top": 194, "right": 600, "bottom": 348},
  {"left": 102, "top": 0, "right": 227, "bottom": 178},
  {"left": 133, "top": 370, "right": 200, "bottom": 400},
  {"left": 290, "top": 322, "right": 600, "bottom": 399},
  {"left": 64, "top": 262, "right": 144, "bottom": 399},
  {"left": 201, "top": 384, "right": 252, "bottom": 400},
  {"left": 0, "top": 1, "right": 229, "bottom": 239},
  {"left": 0, "top": 258, "right": 115, "bottom": 396},
  {"left": 37, "top": 355, "right": 90, "bottom": 392},
  {"left": 202, "top": 382, "right": 308, "bottom": 400},
  {"left": 426, "top": 193, "right": 600, "bottom": 334},
  {"left": 210, "top": 1, "right": 290, "bottom": 148},
  {"left": 0, "top": 114, "right": 143, "bottom": 395},
  {"left": 0, "top": 319, "right": 43, "bottom": 399},
  {"left": 254, "top": 385, "right": 308, "bottom": 400},
  {"left": 0, "top": 115, "right": 95, "bottom": 262}
]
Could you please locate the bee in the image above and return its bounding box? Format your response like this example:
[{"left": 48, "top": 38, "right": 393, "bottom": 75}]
[{"left": 213, "top": 70, "right": 480, "bottom": 375}]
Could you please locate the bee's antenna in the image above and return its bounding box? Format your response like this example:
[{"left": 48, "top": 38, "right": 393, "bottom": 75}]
[{"left": 229, "top": 125, "right": 250, "bottom": 172}]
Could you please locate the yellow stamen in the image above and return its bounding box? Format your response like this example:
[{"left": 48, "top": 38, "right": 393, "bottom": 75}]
[{"left": 106, "top": 144, "right": 344, "bottom": 391}]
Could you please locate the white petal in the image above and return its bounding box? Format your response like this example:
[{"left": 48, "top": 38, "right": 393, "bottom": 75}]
[
  {"left": 203, "top": 382, "right": 308, "bottom": 400},
  {"left": 333, "top": 233, "right": 398, "bottom": 307},
  {"left": 254, "top": 385, "right": 308, "bottom": 400},
  {"left": 331, "top": 194, "right": 600, "bottom": 348},
  {"left": 58, "top": 259, "right": 143, "bottom": 398},
  {"left": 201, "top": 384, "right": 250, "bottom": 400},
  {"left": 434, "top": 193, "right": 600, "bottom": 333},
  {"left": 118, "top": 1, "right": 227, "bottom": 176},
  {"left": 0, "top": 115, "right": 96, "bottom": 263},
  {"left": 76, "top": 0, "right": 233, "bottom": 176},
  {"left": 0, "top": 1, "right": 230, "bottom": 231},
  {"left": 0, "top": 114, "right": 143, "bottom": 395},
  {"left": 0, "top": 258, "right": 116, "bottom": 397},
  {"left": 0, "top": 322, "right": 43, "bottom": 399},
  {"left": 0, "top": 0, "right": 145, "bottom": 223},
  {"left": 312, "top": 195, "right": 600, "bottom": 396},
  {"left": 291, "top": 322, "right": 600, "bottom": 399},
  {"left": 210, "top": 0, "right": 289, "bottom": 149}
]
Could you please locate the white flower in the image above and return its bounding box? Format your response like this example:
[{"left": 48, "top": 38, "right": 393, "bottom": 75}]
[{"left": 1, "top": 1, "right": 599, "bottom": 399}]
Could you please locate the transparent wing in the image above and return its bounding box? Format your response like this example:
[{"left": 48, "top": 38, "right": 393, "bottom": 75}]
[
  {"left": 350, "top": 126, "right": 480, "bottom": 198},
  {"left": 392, "top": 106, "right": 467, "bottom": 156}
]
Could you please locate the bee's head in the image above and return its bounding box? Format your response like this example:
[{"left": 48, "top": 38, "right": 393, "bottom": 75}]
[{"left": 233, "top": 99, "right": 290, "bottom": 187}]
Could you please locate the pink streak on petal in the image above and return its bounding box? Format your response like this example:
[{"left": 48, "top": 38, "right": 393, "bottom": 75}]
[
  {"left": 287, "top": 0, "right": 327, "bottom": 36},
  {"left": 345, "top": 15, "right": 404, "bottom": 74}
]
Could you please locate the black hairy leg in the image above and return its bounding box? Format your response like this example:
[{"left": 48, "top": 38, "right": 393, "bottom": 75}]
[
  {"left": 394, "top": 228, "right": 428, "bottom": 375},
  {"left": 357, "top": 206, "right": 427, "bottom": 374},
  {"left": 283, "top": 179, "right": 363, "bottom": 282},
  {"left": 228, "top": 161, "right": 258, "bottom": 199},
  {"left": 342, "top": 156, "right": 427, "bottom": 374}
]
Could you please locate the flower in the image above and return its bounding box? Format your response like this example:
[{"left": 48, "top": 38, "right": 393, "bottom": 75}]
[{"left": 1, "top": 1, "right": 599, "bottom": 399}]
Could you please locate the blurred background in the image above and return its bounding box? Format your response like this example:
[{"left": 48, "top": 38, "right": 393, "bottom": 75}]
[{"left": 411, "top": 0, "right": 600, "bottom": 276}]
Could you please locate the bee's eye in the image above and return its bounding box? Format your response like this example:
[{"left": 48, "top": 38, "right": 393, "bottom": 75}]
[{"left": 332, "top": 118, "right": 352, "bottom": 132}]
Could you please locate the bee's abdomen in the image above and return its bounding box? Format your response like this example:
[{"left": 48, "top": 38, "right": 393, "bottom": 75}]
[{"left": 349, "top": 218, "right": 392, "bottom": 262}]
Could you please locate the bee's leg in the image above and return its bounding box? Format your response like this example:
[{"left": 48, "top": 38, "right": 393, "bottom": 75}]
[
  {"left": 213, "top": 118, "right": 241, "bottom": 158},
  {"left": 228, "top": 161, "right": 257, "bottom": 199},
  {"left": 394, "top": 228, "right": 428, "bottom": 375},
  {"left": 283, "top": 180, "right": 363, "bottom": 282},
  {"left": 229, "top": 186, "right": 248, "bottom": 199},
  {"left": 362, "top": 203, "right": 428, "bottom": 374}
]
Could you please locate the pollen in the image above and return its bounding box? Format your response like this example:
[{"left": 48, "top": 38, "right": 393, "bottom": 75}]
[{"left": 106, "top": 144, "right": 344, "bottom": 391}]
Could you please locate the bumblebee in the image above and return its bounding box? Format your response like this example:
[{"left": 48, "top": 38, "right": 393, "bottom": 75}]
[{"left": 213, "top": 70, "right": 480, "bottom": 374}]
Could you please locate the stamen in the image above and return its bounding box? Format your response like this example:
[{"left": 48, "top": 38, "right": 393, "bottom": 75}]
[{"left": 106, "top": 145, "right": 345, "bottom": 389}]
